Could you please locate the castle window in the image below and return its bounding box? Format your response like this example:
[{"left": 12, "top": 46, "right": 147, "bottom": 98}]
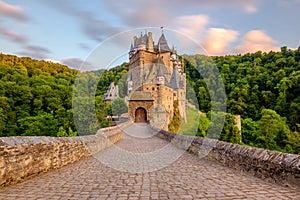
[
  {"left": 152, "top": 87, "right": 155, "bottom": 91},
  {"left": 146, "top": 87, "right": 149, "bottom": 90}
]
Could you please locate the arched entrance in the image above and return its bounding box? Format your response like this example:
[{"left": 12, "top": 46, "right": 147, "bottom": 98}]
[{"left": 135, "top": 107, "right": 147, "bottom": 123}]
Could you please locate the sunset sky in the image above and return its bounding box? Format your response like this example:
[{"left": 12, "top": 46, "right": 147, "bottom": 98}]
[{"left": 1, "top": 0, "right": 299, "bottom": 70}]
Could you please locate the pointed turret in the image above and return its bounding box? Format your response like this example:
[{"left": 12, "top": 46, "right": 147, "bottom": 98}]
[
  {"left": 156, "top": 57, "right": 166, "bottom": 85},
  {"left": 157, "top": 33, "right": 170, "bottom": 52},
  {"left": 170, "top": 65, "right": 181, "bottom": 89},
  {"left": 147, "top": 32, "right": 154, "bottom": 52}
]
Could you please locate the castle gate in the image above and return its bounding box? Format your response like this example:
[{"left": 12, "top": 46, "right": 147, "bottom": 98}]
[
  {"left": 135, "top": 107, "right": 147, "bottom": 123},
  {"left": 128, "top": 91, "right": 153, "bottom": 123}
]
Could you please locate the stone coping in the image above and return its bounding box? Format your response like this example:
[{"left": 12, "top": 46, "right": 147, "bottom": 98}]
[
  {"left": 0, "top": 123, "right": 125, "bottom": 187},
  {"left": 156, "top": 129, "right": 300, "bottom": 188}
]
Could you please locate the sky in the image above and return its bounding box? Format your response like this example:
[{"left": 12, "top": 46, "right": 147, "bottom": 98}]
[{"left": 0, "top": 0, "right": 300, "bottom": 70}]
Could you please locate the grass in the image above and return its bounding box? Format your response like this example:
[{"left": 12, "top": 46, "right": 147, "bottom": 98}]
[{"left": 177, "top": 108, "right": 200, "bottom": 136}]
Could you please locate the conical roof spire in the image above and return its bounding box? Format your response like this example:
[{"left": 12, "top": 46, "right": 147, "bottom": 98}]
[
  {"left": 157, "top": 32, "right": 170, "bottom": 52},
  {"left": 170, "top": 65, "right": 181, "bottom": 89},
  {"left": 157, "top": 57, "right": 165, "bottom": 77}
]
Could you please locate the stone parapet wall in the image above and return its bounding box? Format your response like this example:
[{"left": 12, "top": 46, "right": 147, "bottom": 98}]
[
  {"left": 156, "top": 129, "right": 300, "bottom": 188},
  {"left": 0, "top": 125, "right": 123, "bottom": 187}
]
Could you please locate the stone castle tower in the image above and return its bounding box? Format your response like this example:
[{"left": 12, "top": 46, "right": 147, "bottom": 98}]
[{"left": 127, "top": 31, "right": 186, "bottom": 130}]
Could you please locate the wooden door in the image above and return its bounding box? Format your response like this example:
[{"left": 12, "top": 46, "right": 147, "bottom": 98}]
[{"left": 135, "top": 107, "right": 147, "bottom": 123}]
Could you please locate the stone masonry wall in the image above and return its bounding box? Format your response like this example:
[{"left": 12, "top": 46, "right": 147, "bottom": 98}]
[
  {"left": 156, "top": 129, "right": 300, "bottom": 188},
  {"left": 0, "top": 124, "right": 124, "bottom": 187}
]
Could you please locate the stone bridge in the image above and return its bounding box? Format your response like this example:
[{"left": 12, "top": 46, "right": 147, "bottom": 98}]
[{"left": 0, "top": 122, "right": 299, "bottom": 199}]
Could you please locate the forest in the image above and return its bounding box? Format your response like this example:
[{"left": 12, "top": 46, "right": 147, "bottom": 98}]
[
  {"left": 0, "top": 46, "right": 299, "bottom": 154},
  {"left": 183, "top": 46, "right": 300, "bottom": 154}
]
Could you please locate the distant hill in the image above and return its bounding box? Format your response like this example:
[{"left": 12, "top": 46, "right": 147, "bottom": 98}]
[
  {"left": 183, "top": 47, "right": 300, "bottom": 132},
  {"left": 0, "top": 54, "right": 78, "bottom": 137}
]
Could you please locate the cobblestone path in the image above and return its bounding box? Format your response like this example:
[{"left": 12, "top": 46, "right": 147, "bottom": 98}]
[{"left": 0, "top": 123, "right": 299, "bottom": 199}]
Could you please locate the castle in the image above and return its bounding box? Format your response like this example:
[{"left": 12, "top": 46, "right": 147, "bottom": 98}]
[{"left": 126, "top": 31, "right": 187, "bottom": 130}]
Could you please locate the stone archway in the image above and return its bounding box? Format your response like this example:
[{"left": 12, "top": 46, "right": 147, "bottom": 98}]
[{"left": 135, "top": 107, "right": 147, "bottom": 123}]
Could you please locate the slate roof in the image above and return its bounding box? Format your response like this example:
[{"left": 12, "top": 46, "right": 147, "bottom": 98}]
[
  {"left": 129, "top": 91, "right": 154, "bottom": 101},
  {"left": 157, "top": 33, "right": 170, "bottom": 52}
]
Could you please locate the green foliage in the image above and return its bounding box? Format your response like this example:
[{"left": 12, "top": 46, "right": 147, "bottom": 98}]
[
  {"left": 0, "top": 54, "right": 77, "bottom": 137},
  {"left": 96, "top": 62, "right": 129, "bottom": 96},
  {"left": 183, "top": 47, "right": 300, "bottom": 132},
  {"left": 256, "top": 109, "right": 292, "bottom": 152},
  {"left": 183, "top": 47, "right": 300, "bottom": 153},
  {"left": 206, "top": 112, "right": 241, "bottom": 144},
  {"left": 0, "top": 54, "right": 111, "bottom": 137},
  {"left": 57, "top": 126, "right": 77, "bottom": 137},
  {"left": 168, "top": 100, "right": 181, "bottom": 133},
  {"left": 197, "top": 115, "right": 210, "bottom": 137},
  {"left": 18, "top": 112, "right": 59, "bottom": 136},
  {"left": 110, "top": 97, "right": 128, "bottom": 116},
  {"left": 241, "top": 118, "right": 258, "bottom": 146}
]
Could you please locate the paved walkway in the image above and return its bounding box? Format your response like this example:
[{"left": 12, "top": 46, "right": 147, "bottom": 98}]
[{"left": 0, "top": 123, "right": 299, "bottom": 199}]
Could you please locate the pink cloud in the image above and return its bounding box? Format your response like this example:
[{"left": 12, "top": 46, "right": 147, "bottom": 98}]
[
  {"left": 0, "top": 1, "right": 28, "bottom": 21},
  {"left": 204, "top": 28, "right": 239, "bottom": 55},
  {"left": 0, "top": 27, "right": 27, "bottom": 43},
  {"left": 175, "top": 15, "right": 209, "bottom": 40},
  {"left": 236, "top": 30, "right": 279, "bottom": 53}
]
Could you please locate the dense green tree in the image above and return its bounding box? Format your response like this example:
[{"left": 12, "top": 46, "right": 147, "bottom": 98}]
[
  {"left": 110, "top": 97, "right": 128, "bottom": 116},
  {"left": 206, "top": 112, "right": 240, "bottom": 144},
  {"left": 256, "top": 109, "right": 292, "bottom": 152},
  {"left": 197, "top": 115, "right": 210, "bottom": 137},
  {"left": 169, "top": 100, "right": 181, "bottom": 133},
  {"left": 241, "top": 118, "right": 258, "bottom": 146}
]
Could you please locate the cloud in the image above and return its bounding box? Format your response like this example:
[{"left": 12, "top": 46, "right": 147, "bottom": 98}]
[
  {"left": 24, "top": 45, "right": 51, "bottom": 54},
  {"left": 236, "top": 30, "right": 279, "bottom": 53},
  {"left": 78, "top": 43, "right": 91, "bottom": 51},
  {"left": 175, "top": 15, "right": 209, "bottom": 40},
  {"left": 61, "top": 57, "right": 94, "bottom": 70},
  {"left": 17, "top": 45, "right": 51, "bottom": 60},
  {"left": 77, "top": 12, "right": 122, "bottom": 42},
  {"left": 170, "top": 0, "right": 258, "bottom": 13},
  {"left": 244, "top": 4, "right": 257, "bottom": 13},
  {"left": 0, "top": 1, "right": 28, "bottom": 21},
  {"left": 0, "top": 27, "right": 27, "bottom": 44},
  {"left": 44, "top": 58, "right": 61, "bottom": 64},
  {"left": 101, "top": 0, "right": 258, "bottom": 28},
  {"left": 203, "top": 28, "right": 239, "bottom": 55},
  {"left": 38, "top": 1, "right": 122, "bottom": 42}
]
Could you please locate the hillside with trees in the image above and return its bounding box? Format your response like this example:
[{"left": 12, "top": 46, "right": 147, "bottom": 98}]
[
  {"left": 0, "top": 54, "right": 78, "bottom": 137},
  {"left": 183, "top": 46, "right": 300, "bottom": 153},
  {"left": 0, "top": 53, "right": 129, "bottom": 137}
]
